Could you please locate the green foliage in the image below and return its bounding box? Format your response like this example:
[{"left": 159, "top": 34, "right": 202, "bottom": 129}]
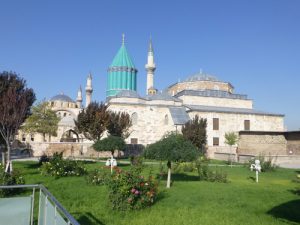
[
  {"left": 172, "top": 162, "right": 196, "bottom": 173},
  {"left": 249, "top": 154, "right": 277, "bottom": 172},
  {"left": 144, "top": 133, "right": 199, "bottom": 163},
  {"left": 38, "top": 153, "right": 50, "bottom": 165},
  {"left": 0, "top": 163, "right": 25, "bottom": 196},
  {"left": 22, "top": 101, "right": 59, "bottom": 141},
  {"left": 93, "top": 135, "right": 126, "bottom": 155},
  {"left": 86, "top": 167, "right": 110, "bottom": 185},
  {"left": 75, "top": 102, "right": 109, "bottom": 141},
  {"left": 181, "top": 115, "right": 207, "bottom": 152},
  {"left": 106, "top": 167, "right": 158, "bottom": 210},
  {"left": 196, "top": 158, "right": 228, "bottom": 183},
  {"left": 106, "top": 111, "right": 132, "bottom": 138},
  {"left": 40, "top": 152, "right": 87, "bottom": 177},
  {"left": 224, "top": 132, "right": 238, "bottom": 146}
]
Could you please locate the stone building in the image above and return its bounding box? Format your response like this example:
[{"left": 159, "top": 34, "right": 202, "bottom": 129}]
[
  {"left": 18, "top": 36, "right": 289, "bottom": 159},
  {"left": 107, "top": 37, "right": 285, "bottom": 157}
]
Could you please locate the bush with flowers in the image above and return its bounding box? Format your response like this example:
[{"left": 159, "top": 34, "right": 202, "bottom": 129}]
[
  {"left": 86, "top": 166, "right": 110, "bottom": 185},
  {"left": 40, "top": 152, "right": 87, "bottom": 177},
  {"left": 106, "top": 166, "right": 158, "bottom": 210},
  {"left": 0, "top": 163, "right": 25, "bottom": 196}
]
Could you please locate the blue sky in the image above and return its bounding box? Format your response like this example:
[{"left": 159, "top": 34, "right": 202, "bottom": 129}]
[{"left": 0, "top": 0, "right": 299, "bottom": 130}]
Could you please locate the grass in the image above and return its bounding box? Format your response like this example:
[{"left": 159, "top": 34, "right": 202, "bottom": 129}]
[{"left": 10, "top": 160, "right": 300, "bottom": 225}]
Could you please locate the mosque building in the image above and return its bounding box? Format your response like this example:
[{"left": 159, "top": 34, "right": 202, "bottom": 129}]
[{"left": 18, "top": 35, "right": 285, "bottom": 157}]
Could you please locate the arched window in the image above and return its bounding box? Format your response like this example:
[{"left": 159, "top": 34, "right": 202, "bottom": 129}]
[
  {"left": 64, "top": 112, "right": 67, "bottom": 117},
  {"left": 164, "top": 114, "right": 169, "bottom": 125},
  {"left": 131, "top": 112, "right": 138, "bottom": 125}
]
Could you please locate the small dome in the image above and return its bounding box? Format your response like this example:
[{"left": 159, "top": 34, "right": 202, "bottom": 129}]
[
  {"left": 184, "top": 73, "right": 219, "bottom": 82},
  {"left": 58, "top": 116, "right": 75, "bottom": 127},
  {"left": 50, "top": 94, "right": 75, "bottom": 103},
  {"left": 115, "top": 90, "right": 141, "bottom": 98}
]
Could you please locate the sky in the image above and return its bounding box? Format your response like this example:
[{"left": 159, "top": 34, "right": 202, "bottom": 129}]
[{"left": 0, "top": 0, "right": 299, "bottom": 130}]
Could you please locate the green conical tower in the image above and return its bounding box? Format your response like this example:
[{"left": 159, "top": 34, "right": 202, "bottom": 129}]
[{"left": 106, "top": 34, "right": 138, "bottom": 97}]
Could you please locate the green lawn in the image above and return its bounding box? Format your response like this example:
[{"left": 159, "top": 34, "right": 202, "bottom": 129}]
[{"left": 12, "top": 161, "right": 300, "bottom": 225}]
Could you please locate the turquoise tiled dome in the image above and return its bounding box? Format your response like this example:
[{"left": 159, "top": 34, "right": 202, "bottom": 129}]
[{"left": 106, "top": 37, "right": 138, "bottom": 98}]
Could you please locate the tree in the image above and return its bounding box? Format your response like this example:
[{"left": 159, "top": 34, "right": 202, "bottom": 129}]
[
  {"left": 75, "top": 102, "right": 110, "bottom": 141},
  {"left": 0, "top": 71, "right": 35, "bottom": 170},
  {"left": 106, "top": 111, "right": 132, "bottom": 138},
  {"left": 22, "top": 101, "right": 60, "bottom": 142},
  {"left": 93, "top": 135, "right": 126, "bottom": 156},
  {"left": 224, "top": 132, "right": 239, "bottom": 167},
  {"left": 144, "top": 133, "right": 199, "bottom": 188},
  {"left": 182, "top": 115, "right": 207, "bottom": 153}
]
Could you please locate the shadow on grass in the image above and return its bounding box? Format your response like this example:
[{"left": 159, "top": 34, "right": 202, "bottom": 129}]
[
  {"left": 158, "top": 173, "right": 199, "bottom": 182},
  {"left": 75, "top": 212, "right": 105, "bottom": 225},
  {"left": 267, "top": 199, "right": 300, "bottom": 224},
  {"left": 289, "top": 189, "right": 300, "bottom": 196},
  {"left": 22, "top": 162, "right": 40, "bottom": 169},
  {"left": 247, "top": 176, "right": 256, "bottom": 182}
]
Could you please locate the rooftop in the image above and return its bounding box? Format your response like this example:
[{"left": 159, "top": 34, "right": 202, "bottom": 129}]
[
  {"left": 186, "top": 104, "right": 284, "bottom": 117},
  {"left": 175, "top": 90, "right": 248, "bottom": 100}
]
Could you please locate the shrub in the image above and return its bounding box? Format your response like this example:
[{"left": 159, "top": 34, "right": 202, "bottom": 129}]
[
  {"left": 172, "top": 162, "right": 196, "bottom": 173},
  {"left": 248, "top": 154, "right": 277, "bottom": 172},
  {"left": 40, "top": 152, "right": 87, "bottom": 177},
  {"left": 0, "top": 163, "right": 25, "bottom": 197},
  {"left": 86, "top": 167, "right": 110, "bottom": 185},
  {"left": 196, "top": 159, "right": 228, "bottom": 183},
  {"left": 39, "top": 153, "right": 50, "bottom": 165},
  {"left": 106, "top": 167, "right": 158, "bottom": 210}
]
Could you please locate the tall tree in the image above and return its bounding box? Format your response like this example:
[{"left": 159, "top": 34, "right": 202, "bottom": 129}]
[
  {"left": 182, "top": 115, "right": 207, "bottom": 152},
  {"left": 106, "top": 111, "right": 132, "bottom": 138},
  {"left": 224, "top": 132, "right": 239, "bottom": 167},
  {"left": 144, "top": 133, "right": 199, "bottom": 188},
  {"left": 0, "top": 71, "right": 35, "bottom": 170},
  {"left": 22, "top": 101, "right": 60, "bottom": 142},
  {"left": 75, "top": 102, "right": 110, "bottom": 141}
]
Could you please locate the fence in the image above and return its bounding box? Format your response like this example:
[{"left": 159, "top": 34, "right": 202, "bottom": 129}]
[{"left": 0, "top": 184, "right": 80, "bottom": 225}]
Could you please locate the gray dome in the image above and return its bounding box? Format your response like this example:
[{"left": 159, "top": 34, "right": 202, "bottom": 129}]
[
  {"left": 115, "top": 90, "right": 141, "bottom": 98},
  {"left": 146, "top": 92, "right": 182, "bottom": 102},
  {"left": 50, "top": 94, "right": 75, "bottom": 103},
  {"left": 184, "top": 73, "right": 219, "bottom": 82}
]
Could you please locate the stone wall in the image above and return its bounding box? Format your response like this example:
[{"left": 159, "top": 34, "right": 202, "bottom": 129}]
[
  {"left": 168, "top": 80, "right": 233, "bottom": 95},
  {"left": 189, "top": 112, "right": 284, "bottom": 148},
  {"left": 285, "top": 131, "right": 300, "bottom": 155},
  {"left": 238, "top": 132, "right": 287, "bottom": 156},
  {"left": 179, "top": 95, "right": 253, "bottom": 109}
]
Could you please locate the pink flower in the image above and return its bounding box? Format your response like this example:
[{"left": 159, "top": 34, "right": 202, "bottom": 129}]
[
  {"left": 131, "top": 188, "right": 136, "bottom": 194},
  {"left": 134, "top": 190, "right": 140, "bottom": 195}
]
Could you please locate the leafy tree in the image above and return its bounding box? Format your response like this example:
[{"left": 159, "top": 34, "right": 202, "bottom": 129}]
[
  {"left": 144, "top": 133, "right": 199, "bottom": 188},
  {"left": 22, "top": 101, "right": 60, "bottom": 142},
  {"left": 106, "top": 111, "right": 132, "bottom": 138},
  {"left": 75, "top": 102, "right": 110, "bottom": 141},
  {"left": 93, "top": 135, "right": 126, "bottom": 156},
  {"left": 0, "top": 71, "right": 35, "bottom": 170},
  {"left": 224, "top": 132, "right": 239, "bottom": 167},
  {"left": 182, "top": 115, "right": 207, "bottom": 152}
]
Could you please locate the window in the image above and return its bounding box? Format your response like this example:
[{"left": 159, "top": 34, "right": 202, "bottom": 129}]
[
  {"left": 164, "top": 115, "right": 169, "bottom": 125},
  {"left": 22, "top": 134, "right": 26, "bottom": 142},
  {"left": 131, "top": 138, "right": 138, "bottom": 144},
  {"left": 30, "top": 135, "right": 34, "bottom": 142},
  {"left": 244, "top": 120, "right": 250, "bottom": 131},
  {"left": 213, "top": 118, "right": 219, "bottom": 130},
  {"left": 64, "top": 112, "right": 67, "bottom": 117},
  {"left": 213, "top": 137, "right": 219, "bottom": 146},
  {"left": 131, "top": 113, "right": 138, "bottom": 125}
]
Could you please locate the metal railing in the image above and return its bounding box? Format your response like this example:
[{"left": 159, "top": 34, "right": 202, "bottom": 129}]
[{"left": 0, "top": 184, "right": 80, "bottom": 225}]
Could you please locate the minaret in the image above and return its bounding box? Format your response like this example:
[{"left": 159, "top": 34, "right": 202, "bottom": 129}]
[
  {"left": 76, "top": 86, "right": 83, "bottom": 108},
  {"left": 145, "top": 37, "right": 157, "bottom": 95},
  {"left": 85, "top": 73, "right": 93, "bottom": 107}
]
